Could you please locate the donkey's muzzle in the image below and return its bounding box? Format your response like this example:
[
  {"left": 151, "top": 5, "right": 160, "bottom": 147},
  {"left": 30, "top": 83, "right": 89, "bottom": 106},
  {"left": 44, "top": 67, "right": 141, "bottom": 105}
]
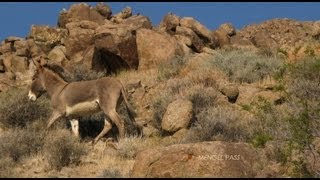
[{"left": 28, "top": 91, "right": 37, "bottom": 101}]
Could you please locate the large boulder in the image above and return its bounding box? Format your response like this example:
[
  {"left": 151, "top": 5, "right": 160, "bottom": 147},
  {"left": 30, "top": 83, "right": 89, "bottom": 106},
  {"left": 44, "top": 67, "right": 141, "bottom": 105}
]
[
  {"left": 121, "top": 15, "right": 152, "bottom": 31},
  {"left": 47, "top": 45, "right": 68, "bottom": 65},
  {"left": 13, "top": 40, "right": 28, "bottom": 57},
  {"left": 110, "top": 6, "right": 132, "bottom": 23},
  {"left": 157, "top": 13, "right": 181, "bottom": 35},
  {"left": 3, "top": 54, "right": 28, "bottom": 73},
  {"left": 94, "top": 2, "right": 112, "bottom": 19},
  {"left": 180, "top": 17, "right": 213, "bottom": 44},
  {"left": 64, "top": 20, "right": 98, "bottom": 62},
  {"left": 175, "top": 26, "right": 204, "bottom": 52},
  {"left": 57, "top": 3, "right": 105, "bottom": 28},
  {"left": 136, "top": 28, "right": 183, "bottom": 70},
  {"left": 219, "top": 84, "right": 240, "bottom": 103},
  {"left": 28, "top": 25, "right": 68, "bottom": 54},
  {"left": 131, "top": 141, "right": 261, "bottom": 178},
  {"left": 93, "top": 24, "right": 139, "bottom": 72},
  {"left": 161, "top": 99, "right": 193, "bottom": 133}
]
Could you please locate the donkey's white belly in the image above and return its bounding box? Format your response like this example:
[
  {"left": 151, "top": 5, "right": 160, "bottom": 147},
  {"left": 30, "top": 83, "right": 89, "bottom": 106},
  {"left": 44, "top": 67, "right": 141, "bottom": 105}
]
[{"left": 66, "top": 100, "right": 100, "bottom": 116}]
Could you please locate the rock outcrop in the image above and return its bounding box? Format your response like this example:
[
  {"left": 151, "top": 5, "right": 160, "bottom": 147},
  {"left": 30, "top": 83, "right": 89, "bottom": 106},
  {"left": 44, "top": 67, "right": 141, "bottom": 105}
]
[{"left": 131, "top": 141, "right": 262, "bottom": 178}]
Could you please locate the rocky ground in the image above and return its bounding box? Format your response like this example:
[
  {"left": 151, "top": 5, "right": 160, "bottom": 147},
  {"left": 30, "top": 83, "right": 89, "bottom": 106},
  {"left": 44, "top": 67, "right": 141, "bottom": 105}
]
[{"left": 0, "top": 2, "right": 320, "bottom": 178}]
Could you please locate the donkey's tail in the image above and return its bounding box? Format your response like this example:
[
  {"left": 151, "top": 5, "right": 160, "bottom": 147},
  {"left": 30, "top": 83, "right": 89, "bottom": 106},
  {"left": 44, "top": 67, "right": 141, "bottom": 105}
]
[{"left": 121, "top": 86, "right": 137, "bottom": 118}]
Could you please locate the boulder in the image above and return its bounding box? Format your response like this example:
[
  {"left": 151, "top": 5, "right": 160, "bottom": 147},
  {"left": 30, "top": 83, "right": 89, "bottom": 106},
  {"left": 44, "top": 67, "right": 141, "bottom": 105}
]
[
  {"left": 64, "top": 21, "right": 97, "bottom": 61},
  {"left": 14, "top": 40, "right": 28, "bottom": 57},
  {"left": 28, "top": 25, "right": 68, "bottom": 53},
  {"left": 219, "top": 84, "right": 240, "bottom": 103},
  {"left": 131, "top": 141, "right": 261, "bottom": 178},
  {"left": 57, "top": 3, "right": 105, "bottom": 28},
  {"left": 161, "top": 99, "right": 193, "bottom": 133},
  {"left": 122, "top": 15, "right": 153, "bottom": 31},
  {"left": 136, "top": 28, "right": 183, "bottom": 70},
  {"left": 95, "top": 2, "right": 112, "bottom": 19},
  {"left": 180, "top": 17, "right": 212, "bottom": 43},
  {"left": 218, "top": 23, "right": 236, "bottom": 36},
  {"left": 175, "top": 26, "right": 204, "bottom": 52},
  {"left": 0, "top": 42, "right": 13, "bottom": 54},
  {"left": 158, "top": 13, "right": 180, "bottom": 34},
  {"left": 94, "top": 24, "right": 139, "bottom": 71},
  {"left": 5, "top": 36, "right": 24, "bottom": 43},
  {"left": 111, "top": 6, "right": 132, "bottom": 23},
  {"left": 10, "top": 55, "right": 28, "bottom": 73},
  {"left": 26, "top": 39, "right": 46, "bottom": 58},
  {"left": 47, "top": 45, "right": 68, "bottom": 64}
]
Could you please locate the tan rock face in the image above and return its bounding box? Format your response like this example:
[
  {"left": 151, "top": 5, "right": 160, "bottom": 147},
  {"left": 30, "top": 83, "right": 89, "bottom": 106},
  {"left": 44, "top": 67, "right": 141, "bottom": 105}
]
[
  {"left": 64, "top": 21, "right": 97, "bottom": 61},
  {"left": 137, "top": 28, "right": 183, "bottom": 70},
  {"left": 28, "top": 25, "right": 67, "bottom": 54},
  {"left": 47, "top": 45, "right": 67, "bottom": 65},
  {"left": 158, "top": 13, "right": 181, "bottom": 34},
  {"left": 219, "top": 84, "right": 240, "bottom": 103},
  {"left": 94, "top": 24, "right": 138, "bottom": 71},
  {"left": 131, "top": 141, "right": 261, "bottom": 178},
  {"left": 180, "top": 17, "right": 212, "bottom": 42},
  {"left": 57, "top": 3, "right": 105, "bottom": 28},
  {"left": 161, "top": 99, "right": 193, "bottom": 133}
]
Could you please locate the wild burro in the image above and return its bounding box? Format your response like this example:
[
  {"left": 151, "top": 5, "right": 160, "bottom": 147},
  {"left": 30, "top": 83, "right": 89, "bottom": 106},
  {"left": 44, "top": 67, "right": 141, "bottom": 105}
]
[{"left": 28, "top": 56, "right": 137, "bottom": 144}]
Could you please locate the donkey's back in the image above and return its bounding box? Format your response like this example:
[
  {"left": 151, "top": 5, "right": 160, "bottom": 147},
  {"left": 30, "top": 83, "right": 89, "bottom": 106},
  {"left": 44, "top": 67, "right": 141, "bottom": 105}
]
[{"left": 58, "top": 77, "right": 123, "bottom": 117}]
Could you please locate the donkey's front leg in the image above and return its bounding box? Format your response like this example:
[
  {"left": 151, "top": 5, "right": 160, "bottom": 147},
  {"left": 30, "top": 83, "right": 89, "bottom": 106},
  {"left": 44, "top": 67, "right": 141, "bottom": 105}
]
[{"left": 47, "top": 111, "right": 64, "bottom": 129}]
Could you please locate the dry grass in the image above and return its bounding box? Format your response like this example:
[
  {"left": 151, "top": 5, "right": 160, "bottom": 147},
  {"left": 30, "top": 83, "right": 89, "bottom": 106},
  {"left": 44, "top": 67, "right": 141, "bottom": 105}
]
[
  {"left": 116, "top": 136, "right": 162, "bottom": 159},
  {"left": 43, "top": 129, "right": 87, "bottom": 170},
  {"left": 0, "top": 87, "right": 50, "bottom": 128},
  {"left": 211, "top": 49, "right": 284, "bottom": 83},
  {"left": 63, "top": 64, "right": 106, "bottom": 82},
  {"left": 183, "top": 105, "right": 255, "bottom": 143}
]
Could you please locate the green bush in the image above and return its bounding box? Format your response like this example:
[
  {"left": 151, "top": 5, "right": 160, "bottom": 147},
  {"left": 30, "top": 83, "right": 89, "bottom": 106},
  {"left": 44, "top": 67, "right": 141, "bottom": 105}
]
[
  {"left": 0, "top": 87, "right": 50, "bottom": 128},
  {"left": 100, "top": 169, "right": 122, "bottom": 178},
  {"left": 43, "top": 129, "right": 87, "bottom": 170},
  {"left": 63, "top": 64, "right": 106, "bottom": 82},
  {"left": 184, "top": 106, "right": 251, "bottom": 143},
  {"left": 157, "top": 56, "right": 187, "bottom": 81},
  {"left": 212, "top": 49, "right": 284, "bottom": 83},
  {"left": 151, "top": 91, "right": 174, "bottom": 130},
  {"left": 0, "top": 127, "right": 45, "bottom": 162}
]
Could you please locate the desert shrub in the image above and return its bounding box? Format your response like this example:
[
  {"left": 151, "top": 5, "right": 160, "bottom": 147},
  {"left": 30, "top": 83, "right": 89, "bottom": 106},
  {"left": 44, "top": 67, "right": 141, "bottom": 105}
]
[
  {"left": 0, "top": 157, "right": 15, "bottom": 178},
  {"left": 117, "top": 136, "right": 159, "bottom": 159},
  {"left": 186, "top": 85, "right": 219, "bottom": 115},
  {"left": 0, "top": 127, "right": 45, "bottom": 162},
  {"left": 0, "top": 87, "right": 50, "bottom": 128},
  {"left": 184, "top": 106, "right": 252, "bottom": 143},
  {"left": 63, "top": 64, "right": 106, "bottom": 82},
  {"left": 287, "top": 57, "right": 320, "bottom": 102},
  {"left": 43, "top": 129, "right": 87, "bottom": 170},
  {"left": 212, "top": 49, "right": 284, "bottom": 83},
  {"left": 151, "top": 91, "right": 174, "bottom": 130},
  {"left": 100, "top": 169, "right": 122, "bottom": 178},
  {"left": 157, "top": 56, "right": 187, "bottom": 81}
]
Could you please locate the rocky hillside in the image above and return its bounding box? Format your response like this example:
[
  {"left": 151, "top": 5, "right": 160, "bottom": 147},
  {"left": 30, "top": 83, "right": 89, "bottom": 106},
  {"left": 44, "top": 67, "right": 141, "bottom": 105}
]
[
  {"left": 0, "top": 2, "right": 320, "bottom": 178},
  {"left": 1, "top": 2, "right": 320, "bottom": 92}
]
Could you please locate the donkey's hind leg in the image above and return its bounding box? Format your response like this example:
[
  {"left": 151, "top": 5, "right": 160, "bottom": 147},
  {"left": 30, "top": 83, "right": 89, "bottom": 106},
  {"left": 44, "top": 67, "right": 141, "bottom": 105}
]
[{"left": 92, "top": 118, "right": 112, "bottom": 145}]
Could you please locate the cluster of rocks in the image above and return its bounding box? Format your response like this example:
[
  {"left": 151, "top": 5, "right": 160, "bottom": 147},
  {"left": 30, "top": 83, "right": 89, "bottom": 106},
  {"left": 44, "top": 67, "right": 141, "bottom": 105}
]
[{"left": 1, "top": 2, "right": 320, "bottom": 92}]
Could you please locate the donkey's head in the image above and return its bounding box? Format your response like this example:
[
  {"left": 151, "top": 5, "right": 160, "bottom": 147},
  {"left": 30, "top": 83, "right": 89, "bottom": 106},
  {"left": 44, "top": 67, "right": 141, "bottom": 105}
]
[{"left": 28, "top": 56, "right": 47, "bottom": 101}]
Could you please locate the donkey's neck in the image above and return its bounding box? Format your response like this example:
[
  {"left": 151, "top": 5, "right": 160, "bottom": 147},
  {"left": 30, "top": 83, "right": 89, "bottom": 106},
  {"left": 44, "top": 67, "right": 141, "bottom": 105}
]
[{"left": 43, "top": 70, "right": 68, "bottom": 98}]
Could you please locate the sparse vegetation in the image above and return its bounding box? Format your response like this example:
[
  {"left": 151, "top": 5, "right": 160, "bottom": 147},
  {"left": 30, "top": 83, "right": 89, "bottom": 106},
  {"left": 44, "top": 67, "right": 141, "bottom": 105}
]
[
  {"left": 64, "top": 64, "right": 106, "bottom": 82},
  {"left": 212, "top": 49, "right": 284, "bottom": 83},
  {"left": 0, "top": 87, "right": 50, "bottom": 128},
  {"left": 43, "top": 129, "right": 87, "bottom": 170},
  {"left": 157, "top": 56, "right": 187, "bottom": 81}
]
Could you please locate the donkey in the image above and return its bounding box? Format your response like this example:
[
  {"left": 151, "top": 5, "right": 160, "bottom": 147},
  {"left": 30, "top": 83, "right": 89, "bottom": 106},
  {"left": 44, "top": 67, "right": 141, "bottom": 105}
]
[{"left": 28, "top": 57, "right": 138, "bottom": 144}]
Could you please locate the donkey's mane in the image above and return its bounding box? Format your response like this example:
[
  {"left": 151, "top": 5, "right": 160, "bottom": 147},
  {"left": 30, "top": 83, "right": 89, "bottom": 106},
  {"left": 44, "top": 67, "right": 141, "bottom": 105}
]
[{"left": 43, "top": 63, "right": 69, "bottom": 82}]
